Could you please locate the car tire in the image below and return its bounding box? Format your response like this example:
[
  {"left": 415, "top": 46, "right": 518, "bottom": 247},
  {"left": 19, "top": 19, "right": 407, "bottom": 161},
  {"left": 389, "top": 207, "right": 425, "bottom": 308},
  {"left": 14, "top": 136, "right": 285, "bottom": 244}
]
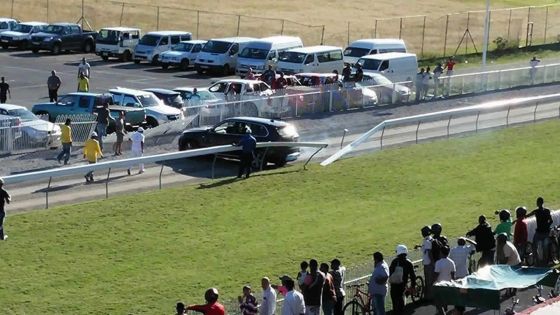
[
  {"left": 145, "top": 117, "right": 159, "bottom": 128},
  {"left": 180, "top": 139, "right": 198, "bottom": 151},
  {"left": 83, "top": 40, "right": 93, "bottom": 53},
  {"left": 51, "top": 44, "right": 61, "bottom": 55},
  {"left": 252, "top": 151, "right": 267, "bottom": 170},
  {"left": 274, "top": 159, "right": 287, "bottom": 167},
  {"left": 242, "top": 102, "right": 259, "bottom": 117},
  {"left": 150, "top": 55, "right": 160, "bottom": 66},
  {"left": 196, "top": 68, "right": 204, "bottom": 75},
  {"left": 180, "top": 59, "right": 189, "bottom": 71},
  {"left": 19, "top": 40, "right": 29, "bottom": 50},
  {"left": 161, "top": 63, "right": 169, "bottom": 70},
  {"left": 101, "top": 56, "right": 109, "bottom": 61},
  {"left": 1, "top": 44, "right": 8, "bottom": 49},
  {"left": 134, "top": 59, "right": 140, "bottom": 64},
  {"left": 32, "top": 48, "right": 39, "bottom": 53},
  {"left": 121, "top": 50, "right": 131, "bottom": 62}
]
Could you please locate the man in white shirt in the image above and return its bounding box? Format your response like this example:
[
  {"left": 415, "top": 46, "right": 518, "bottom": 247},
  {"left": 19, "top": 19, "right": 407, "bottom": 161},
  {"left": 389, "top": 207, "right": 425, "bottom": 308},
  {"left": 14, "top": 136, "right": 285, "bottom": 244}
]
[
  {"left": 78, "top": 57, "right": 91, "bottom": 78},
  {"left": 281, "top": 275, "right": 305, "bottom": 315},
  {"left": 260, "top": 277, "right": 277, "bottom": 315},
  {"left": 435, "top": 246, "right": 456, "bottom": 315},
  {"left": 128, "top": 127, "right": 145, "bottom": 175},
  {"left": 495, "top": 233, "right": 521, "bottom": 266},
  {"left": 529, "top": 56, "right": 541, "bottom": 84},
  {"left": 416, "top": 226, "right": 434, "bottom": 300},
  {"left": 449, "top": 238, "right": 475, "bottom": 279}
]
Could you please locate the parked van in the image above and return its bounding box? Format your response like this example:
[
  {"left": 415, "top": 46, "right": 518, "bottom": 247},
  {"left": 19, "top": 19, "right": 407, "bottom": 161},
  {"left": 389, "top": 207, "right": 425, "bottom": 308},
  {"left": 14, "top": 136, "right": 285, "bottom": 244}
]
[
  {"left": 134, "top": 31, "right": 192, "bottom": 64},
  {"left": 343, "top": 39, "right": 406, "bottom": 66},
  {"left": 194, "top": 37, "right": 256, "bottom": 75},
  {"left": 96, "top": 27, "right": 141, "bottom": 62},
  {"left": 357, "top": 52, "right": 417, "bottom": 83},
  {"left": 236, "top": 36, "right": 303, "bottom": 76},
  {"left": 160, "top": 40, "right": 207, "bottom": 70},
  {"left": 276, "top": 46, "right": 344, "bottom": 75}
]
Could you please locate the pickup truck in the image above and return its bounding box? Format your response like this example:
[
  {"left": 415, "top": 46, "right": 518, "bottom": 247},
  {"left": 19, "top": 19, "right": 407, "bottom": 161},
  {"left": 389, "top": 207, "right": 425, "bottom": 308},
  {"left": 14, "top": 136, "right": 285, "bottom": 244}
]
[
  {"left": 30, "top": 23, "right": 97, "bottom": 54},
  {"left": 31, "top": 93, "right": 146, "bottom": 133}
]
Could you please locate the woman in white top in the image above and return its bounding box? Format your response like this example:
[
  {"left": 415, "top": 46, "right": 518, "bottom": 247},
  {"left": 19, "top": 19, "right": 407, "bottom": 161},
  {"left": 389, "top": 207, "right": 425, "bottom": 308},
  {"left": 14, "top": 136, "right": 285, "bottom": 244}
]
[{"left": 495, "top": 233, "right": 521, "bottom": 267}]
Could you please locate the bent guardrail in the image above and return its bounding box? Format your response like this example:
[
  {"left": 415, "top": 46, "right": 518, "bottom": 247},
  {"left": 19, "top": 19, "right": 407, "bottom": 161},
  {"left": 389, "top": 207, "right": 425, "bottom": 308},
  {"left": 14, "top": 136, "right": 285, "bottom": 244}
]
[{"left": 321, "top": 92, "right": 560, "bottom": 166}]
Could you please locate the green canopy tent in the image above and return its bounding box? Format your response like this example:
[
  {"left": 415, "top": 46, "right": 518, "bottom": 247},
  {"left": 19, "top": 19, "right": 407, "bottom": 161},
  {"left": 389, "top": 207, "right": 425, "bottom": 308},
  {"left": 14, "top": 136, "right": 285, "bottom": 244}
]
[{"left": 433, "top": 265, "right": 558, "bottom": 310}]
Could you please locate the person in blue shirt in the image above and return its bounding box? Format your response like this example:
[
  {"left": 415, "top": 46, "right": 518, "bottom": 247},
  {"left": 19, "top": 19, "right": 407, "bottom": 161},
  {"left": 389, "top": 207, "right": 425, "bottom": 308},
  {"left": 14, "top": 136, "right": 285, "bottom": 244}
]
[{"left": 236, "top": 127, "right": 257, "bottom": 179}]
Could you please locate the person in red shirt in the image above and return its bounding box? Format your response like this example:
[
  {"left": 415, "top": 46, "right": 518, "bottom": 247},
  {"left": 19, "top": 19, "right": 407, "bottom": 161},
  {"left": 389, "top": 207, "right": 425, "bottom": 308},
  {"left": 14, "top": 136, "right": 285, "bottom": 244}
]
[
  {"left": 187, "top": 288, "right": 226, "bottom": 315},
  {"left": 444, "top": 56, "right": 456, "bottom": 76},
  {"left": 513, "top": 206, "right": 528, "bottom": 263}
]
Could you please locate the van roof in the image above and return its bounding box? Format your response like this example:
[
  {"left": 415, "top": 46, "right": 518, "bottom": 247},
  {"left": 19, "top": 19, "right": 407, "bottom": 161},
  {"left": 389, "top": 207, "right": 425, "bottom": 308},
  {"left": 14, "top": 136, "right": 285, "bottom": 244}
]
[
  {"left": 208, "top": 37, "right": 256, "bottom": 43},
  {"left": 286, "top": 45, "right": 342, "bottom": 54},
  {"left": 145, "top": 31, "right": 192, "bottom": 36},
  {"left": 350, "top": 38, "right": 405, "bottom": 46},
  {"left": 360, "top": 52, "right": 416, "bottom": 60},
  {"left": 99, "top": 27, "right": 141, "bottom": 32},
  {"left": 180, "top": 39, "right": 207, "bottom": 44}
]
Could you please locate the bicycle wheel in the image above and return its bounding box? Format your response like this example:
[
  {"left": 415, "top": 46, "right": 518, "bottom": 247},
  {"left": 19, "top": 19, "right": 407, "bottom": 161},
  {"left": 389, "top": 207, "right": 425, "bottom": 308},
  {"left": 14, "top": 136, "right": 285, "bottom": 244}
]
[
  {"left": 342, "top": 300, "right": 366, "bottom": 315},
  {"left": 411, "top": 276, "right": 425, "bottom": 303}
]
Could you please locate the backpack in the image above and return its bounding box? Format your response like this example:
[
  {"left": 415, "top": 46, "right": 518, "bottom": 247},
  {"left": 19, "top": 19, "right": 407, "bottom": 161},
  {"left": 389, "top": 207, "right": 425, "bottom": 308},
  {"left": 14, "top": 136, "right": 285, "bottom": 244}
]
[{"left": 389, "top": 261, "right": 404, "bottom": 284}]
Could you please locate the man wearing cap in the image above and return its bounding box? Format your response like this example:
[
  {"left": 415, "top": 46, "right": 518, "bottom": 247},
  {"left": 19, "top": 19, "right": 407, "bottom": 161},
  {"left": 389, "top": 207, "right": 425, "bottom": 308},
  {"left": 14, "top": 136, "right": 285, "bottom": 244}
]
[
  {"left": 261, "top": 277, "right": 277, "bottom": 315},
  {"left": 128, "top": 127, "right": 145, "bottom": 175},
  {"left": 239, "top": 285, "right": 258, "bottom": 315},
  {"left": 83, "top": 132, "right": 103, "bottom": 183},
  {"left": 0, "top": 177, "right": 11, "bottom": 240},
  {"left": 280, "top": 275, "right": 305, "bottom": 315},
  {"left": 389, "top": 245, "right": 416, "bottom": 315},
  {"left": 236, "top": 126, "right": 257, "bottom": 179}
]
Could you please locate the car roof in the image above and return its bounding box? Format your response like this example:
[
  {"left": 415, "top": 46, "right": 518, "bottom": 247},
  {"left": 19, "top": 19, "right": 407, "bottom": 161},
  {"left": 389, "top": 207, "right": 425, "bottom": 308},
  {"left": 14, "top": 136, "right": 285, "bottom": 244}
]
[
  {"left": 208, "top": 37, "right": 256, "bottom": 43},
  {"left": 51, "top": 23, "right": 78, "bottom": 26},
  {"left": 0, "top": 103, "right": 26, "bottom": 110},
  {"left": 174, "top": 87, "right": 209, "bottom": 92},
  {"left": 109, "top": 87, "right": 153, "bottom": 96},
  {"left": 0, "top": 18, "right": 17, "bottom": 22},
  {"left": 213, "top": 79, "right": 263, "bottom": 84},
  {"left": 296, "top": 73, "right": 337, "bottom": 77},
  {"left": 286, "top": 45, "right": 342, "bottom": 54},
  {"left": 349, "top": 38, "right": 405, "bottom": 45},
  {"left": 180, "top": 39, "right": 206, "bottom": 44},
  {"left": 146, "top": 31, "right": 191, "bottom": 36},
  {"left": 143, "top": 88, "right": 180, "bottom": 95},
  {"left": 67, "top": 92, "right": 101, "bottom": 97},
  {"left": 360, "top": 52, "right": 416, "bottom": 60},
  {"left": 226, "top": 116, "right": 290, "bottom": 127},
  {"left": 99, "top": 26, "right": 141, "bottom": 32},
  {"left": 20, "top": 21, "right": 48, "bottom": 26}
]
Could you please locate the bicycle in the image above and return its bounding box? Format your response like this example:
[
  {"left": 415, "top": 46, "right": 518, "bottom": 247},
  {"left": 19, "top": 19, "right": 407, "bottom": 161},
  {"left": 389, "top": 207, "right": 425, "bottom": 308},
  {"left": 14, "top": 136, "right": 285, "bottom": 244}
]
[
  {"left": 342, "top": 283, "right": 372, "bottom": 315},
  {"left": 405, "top": 265, "right": 425, "bottom": 303},
  {"left": 503, "top": 297, "right": 519, "bottom": 315}
]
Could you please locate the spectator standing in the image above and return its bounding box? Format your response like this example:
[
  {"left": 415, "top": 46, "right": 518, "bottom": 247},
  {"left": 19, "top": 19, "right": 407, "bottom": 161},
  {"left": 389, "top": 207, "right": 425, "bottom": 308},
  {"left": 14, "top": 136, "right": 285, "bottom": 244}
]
[
  {"left": 56, "top": 118, "right": 72, "bottom": 165},
  {"left": 127, "top": 127, "right": 145, "bottom": 175},
  {"left": 77, "top": 73, "right": 89, "bottom": 92},
  {"left": 276, "top": 72, "right": 288, "bottom": 90},
  {"left": 432, "top": 63, "right": 443, "bottom": 98},
  {"left": 235, "top": 127, "right": 256, "bottom": 179},
  {"left": 415, "top": 68, "right": 425, "bottom": 102},
  {"left": 0, "top": 177, "right": 11, "bottom": 240},
  {"left": 113, "top": 111, "right": 126, "bottom": 156},
  {"left": 368, "top": 252, "right": 389, "bottom": 315},
  {"left": 78, "top": 57, "right": 91, "bottom": 78},
  {"left": 83, "top": 132, "right": 103, "bottom": 183},
  {"left": 320, "top": 263, "right": 337, "bottom": 315},
  {"left": 466, "top": 215, "right": 495, "bottom": 266},
  {"left": 342, "top": 64, "right": 351, "bottom": 83},
  {"left": 260, "top": 277, "right": 277, "bottom": 315},
  {"left": 423, "top": 66, "right": 431, "bottom": 99},
  {"left": 176, "top": 302, "right": 187, "bottom": 315},
  {"left": 526, "top": 197, "right": 553, "bottom": 266},
  {"left": 389, "top": 245, "right": 416, "bottom": 315},
  {"left": 449, "top": 238, "right": 475, "bottom": 279},
  {"left": 529, "top": 56, "right": 541, "bottom": 84},
  {"left": 187, "top": 288, "right": 226, "bottom": 315},
  {"left": 494, "top": 209, "right": 512, "bottom": 240},
  {"left": 354, "top": 64, "right": 364, "bottom": 82},
  {"left": 495, "top": 233, "right": 521, "bottom": 267},
  {"left": 301, "top": 259, "right": 325, "bottom": 315},
  {"left": 280, "top": 275, "right": 305, "bottom": 315},
  {"left": 47, "top": 70, "right": 62, "bottom": 102},
  {"left": 444, "top": 56, "right": 456, "bottom": 76},
  {"left": 0, "top": 77, "right": 11, "bottom": 104},
  {"left": 95, "top": 102, "right": 113, "bottom": 151},
  {"left": 297, "top": 261, "right": 309, "bottom": 288},
  {"left": 434, "top": 246, "right": 456, "bottom": 315},
  {"left": 330, "top": 259, "right": 346, "bottom": 315},
  {"left": 239, "top": 285, "right": 258, "bottom": 315},
  {"left": 262, "top": 65, "right": 276, "bottom": 86},
  {"left": 513, "top": 206, "right": 528, "bottom": 260},
  {"left": 416, "top": 226, "right": 434, "bottom": 300},
  {"left": 431, "top": 223, "right": 449, "bottom": 263}
]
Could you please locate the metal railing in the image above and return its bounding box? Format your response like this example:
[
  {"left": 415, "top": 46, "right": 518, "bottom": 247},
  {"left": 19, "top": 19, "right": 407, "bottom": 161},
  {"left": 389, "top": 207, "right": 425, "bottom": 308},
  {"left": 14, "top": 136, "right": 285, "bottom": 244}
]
[{"left": 321, "top": 92, "right": 560, "bottom": 166}]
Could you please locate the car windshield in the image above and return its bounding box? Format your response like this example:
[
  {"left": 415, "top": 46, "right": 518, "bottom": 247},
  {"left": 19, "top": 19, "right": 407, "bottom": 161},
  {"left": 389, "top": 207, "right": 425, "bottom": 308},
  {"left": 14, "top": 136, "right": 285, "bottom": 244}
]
[
  {"left": 12, "top": 24, "right": 33, "bottom": 33},
  {"left": 202, "top": 40, "right": 231, "bottom": 53},
  {"left": 357, "top": 58, "right": 382, "bottom": 71},
  {"left": 139, "top": 34, "right": 159, "bottom": 46},
  {"left": 137, "top": 94, "right": 162, "bottom": 107},
  {"left": 44, "top": 25, "right": 65, "bottom": 34},
  {"left": 344, "top": 47, "right": 370, "bottom": 58},
  {"left": 173, "top": 42, "right": 194, "bottom": 52},
  {"left": 369, "top": 74, "right": 392, "bottom": 85},
  {"left": 97, "top": 29, "right": 119, "bottom": 44},
  {"left": 239, "top": 47, "right": 268, "bottom": 60},
  {"left": 278, "top": 51, "right": 306, "bottom": 63},
  {"left": 7, "top": 108, "right": 38, "bottom": 121},
  {"left": 167, "top": 94, "right": 184, "bottom": 105}
]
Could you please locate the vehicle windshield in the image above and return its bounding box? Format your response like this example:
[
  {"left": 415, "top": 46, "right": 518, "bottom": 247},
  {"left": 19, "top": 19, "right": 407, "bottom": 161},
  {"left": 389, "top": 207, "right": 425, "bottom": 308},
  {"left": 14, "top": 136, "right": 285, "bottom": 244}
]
[
  {"left": 357, "top": 58, "right": 382, "bottom": 71},
  {"left": 167, "top": 94, "right": 184, "bottom": 105},
  {"left": 137, "top": 94, "right": 162, "bottom": 107},
  {"left": 12, "top": 24, "right": 33, "bottom": 33},
  {"left": 278, "top": 51, "right": 306, "bottom": 63},
  {"left": 344, "top": 47, "right": 370, "bottom": 58},
  {"left": 97, "top": 29, "right": 120, "bottom": 44},
  {"left": 8, "top": 108, "right": 38, "bottom": 121},
  {"left": 368, "top": 74, "right": 392, "bottom": 85},
  {"left": 173, "top": 42, "right": 194, "bottom": 52},
  {"left": 239, "top": 47, "right": 268, "bottom": 60},
  {"left": 201, "top": 40, "right": 231, "bottom": 54},
  {"left": 44, "top": 25, "right": 65, "bottom": 34},
  {"left": 139, "top": 34, "right": 160, "bottom": 46},
  {"left": 0, "top": 22, "right": 10, "bottom": 30}
]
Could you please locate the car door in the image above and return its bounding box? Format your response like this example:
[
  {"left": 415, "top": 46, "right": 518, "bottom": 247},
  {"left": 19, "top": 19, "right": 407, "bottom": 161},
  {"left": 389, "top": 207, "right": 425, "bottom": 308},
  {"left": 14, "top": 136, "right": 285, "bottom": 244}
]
[
  {"left": 67, "top": 26, "right": 82, "bottom": 50},
  {"left": 228, "top": 43, "right": 239, "bottom": 67},
  {"left": 75, "top": 95, "right": 92, "bottom": 114},
  {"left": 191, "top": 44, "right": 202, "bottom": 62},
  {"left": 206, "top": 120, "right": 244, "bottom": 147}
]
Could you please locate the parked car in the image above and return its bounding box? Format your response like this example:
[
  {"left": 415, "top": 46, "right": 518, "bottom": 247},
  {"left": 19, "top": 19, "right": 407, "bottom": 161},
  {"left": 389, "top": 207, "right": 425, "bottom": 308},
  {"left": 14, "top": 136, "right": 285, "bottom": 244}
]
[
  {"left": 31, "top": 92, "right": 146, "bottom": 132},
  {"left": 174, "top": 87, "right": 222, "bottom": 118},
  {"left": 0, "top": 104, "right": 61, "bottom": 148},
  {"left": 178, "top": 116, "right": 300, "bottom": 167},
  {"left": 95, "top": 27, "right": 140, "bottom": 61},
  {"left": 0, "top": 114, "right": 22, "bottom": 152},
  {"left": 133, "top": 31, "right": 192, "bottom": 65},
  {"left": 0, "top": 21, "right": 47, "bottom": 49},
  {"left": 0, "top": 18, "right": 19, "bottom": 34},
  {"left": 160, "top": 40, "right": 206, "bottom": 70},
  {"left": 343, "top": 38, "right": 407, "bottom": 66},
  {"left": 195, "top": 37, "right": 255, "bottom": 75},
  {"left": 236, "top": 36, "right": 303, "bottom": 76},
  {"left": 277, "top": 46, "right": 344, "bottom": 75},
  {"left": 363, "top": 72, "right": 411, "bottom": 103},
  {"left": 30, "top": 23, "right": 97, "bottom": 54},
  {"left": 109, "top": 87, "right": 184, "bottom": 128},
  {"left": 143, "top": 88, "right": 185, "bottom": 109}
]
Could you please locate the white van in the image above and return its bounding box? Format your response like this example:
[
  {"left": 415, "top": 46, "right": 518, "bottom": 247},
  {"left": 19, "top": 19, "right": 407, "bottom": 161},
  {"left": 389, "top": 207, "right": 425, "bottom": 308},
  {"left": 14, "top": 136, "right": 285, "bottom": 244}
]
[
  {"left": 194, "top": 37, "right": 256, "bottom": 75},
  {"left": 96, "top": 27, "right": 141, "bottom": 62},
  {"left": 236, "top": 36, "right": 303, "bottom": 76},
  {"left": 357, "top": 52, "right": 417, "bottom": 83},
  {"left": 134, "top": 31, "right": 192, "bottom": 65},
  {"left": 343, "top": 39, "right": 406, "bottom": 66},
  {"left": 276, "top": 46, "right": 344, "bottom": 75}
]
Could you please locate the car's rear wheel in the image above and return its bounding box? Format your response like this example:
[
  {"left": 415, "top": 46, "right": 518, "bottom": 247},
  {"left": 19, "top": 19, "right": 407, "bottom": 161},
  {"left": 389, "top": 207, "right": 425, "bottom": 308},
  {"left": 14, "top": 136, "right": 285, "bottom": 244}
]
[
  {"left": 1, "top": 44, "right": 8, "bottom": 49},
  {"left": 180, "top": 59, "right": 189, "bottom": 71},
  {"left": 252, "top": 151, "right": 267, "bottom": 170},
  {"left": 196, "top": 69, "right": 204, "bottom": 75},
  {"left": 83, "top": 40, "right": 93, "bottom": 53},
  {"left": 145, "top": 117, "right": 159, "bottom": 128},
  {"left": 32, "top": 48, "right": 39, "bottom": 53},
  {"left": 161, "top": 63, "right": 169, "bottom": 70},
  {"left": 180, "top": 139, "right": 198, "bottom": 151},
  {"left": 121, "top": 50, "right": 132, "bottom": 62},
  {"left": 274, "top": 159, "right": 287, "bottom": 167},
  {"left": 101, "top": 56, "right": 109, "bottom": 61},
  {"left": 51, "top": 44, "right": 61, "bottom": 55},
  {"left": 134, "top": 59, "right": 140, "bottom": 64}
]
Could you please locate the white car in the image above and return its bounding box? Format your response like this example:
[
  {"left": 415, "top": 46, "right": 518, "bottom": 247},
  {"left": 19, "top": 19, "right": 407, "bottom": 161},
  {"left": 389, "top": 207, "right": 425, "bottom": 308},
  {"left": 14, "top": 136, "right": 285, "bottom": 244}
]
[
  {"left": 0, "top": 21, "right": 47, "bottom": 49},
  {"left": 174, "top": 87, "right": 222, "bottom": 117},
  {"left": 0, "top": 104, "right": 61, "bottom": 148},
  {"left": 0, "top": 18, "right": 18, "bottom": 34},
  {"left": 160, "top": 40, "right": 207, "bottom": 71}
]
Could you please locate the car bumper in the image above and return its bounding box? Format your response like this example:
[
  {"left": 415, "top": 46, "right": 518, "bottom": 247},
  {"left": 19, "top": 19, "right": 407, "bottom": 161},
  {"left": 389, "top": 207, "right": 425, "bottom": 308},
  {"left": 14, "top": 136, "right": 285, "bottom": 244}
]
[
  {"left": 1, "top": 38, "right": 25, "bottom": 47},
  {"left": 30, "top": 41, "right": 53, "bottom": 50},
  {"left": 96, "top": 50, "right": 124, "bottom": 58},
  {"left": 195, "top": 63, "right": 223, "bottom": 71}
]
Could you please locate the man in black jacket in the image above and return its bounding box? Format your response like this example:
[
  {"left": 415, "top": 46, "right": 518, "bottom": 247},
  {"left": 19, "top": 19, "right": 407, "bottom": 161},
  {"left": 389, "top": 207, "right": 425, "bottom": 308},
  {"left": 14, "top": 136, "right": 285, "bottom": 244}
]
[
  {"left": 466, "top": 215, "right": 495, "bottom": 267},
  {"left": 389, "top": 245, "right": 416, "bottom": 314}
]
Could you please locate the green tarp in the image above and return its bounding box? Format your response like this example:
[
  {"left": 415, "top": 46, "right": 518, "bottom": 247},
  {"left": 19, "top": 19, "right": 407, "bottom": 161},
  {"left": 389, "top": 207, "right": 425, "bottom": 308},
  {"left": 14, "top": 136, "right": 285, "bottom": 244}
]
[{"left": 433, "top": 265, "right": 557, "bottom": 310}]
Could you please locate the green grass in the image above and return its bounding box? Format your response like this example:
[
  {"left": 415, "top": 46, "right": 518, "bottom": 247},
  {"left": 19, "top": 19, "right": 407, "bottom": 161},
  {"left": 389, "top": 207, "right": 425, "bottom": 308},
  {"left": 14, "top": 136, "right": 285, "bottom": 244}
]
[
  {"left": 2, "top": 120, "right": 560, "bottom": 314},
  {"left": 420, "top": 48, "right": 560, "bottom": 68}
]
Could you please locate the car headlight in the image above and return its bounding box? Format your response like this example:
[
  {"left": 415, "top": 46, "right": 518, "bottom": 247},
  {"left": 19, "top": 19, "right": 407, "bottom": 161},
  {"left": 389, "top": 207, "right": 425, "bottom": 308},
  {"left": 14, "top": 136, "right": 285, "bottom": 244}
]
[{"left": 44, "top": 37, "right": 53, "bottom": 42}]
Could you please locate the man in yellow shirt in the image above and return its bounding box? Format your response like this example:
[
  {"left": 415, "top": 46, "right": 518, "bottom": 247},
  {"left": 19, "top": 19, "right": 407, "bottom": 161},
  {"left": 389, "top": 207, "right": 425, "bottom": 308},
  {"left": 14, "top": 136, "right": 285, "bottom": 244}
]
[
  {"left": 83, "top": 132, "right": 103, "bottom": 183},
  {"left": 77, "top": 73, "right": 89, "bottom": 92},
  {"left": 56, "top": 118, "right": 72, "bottom": 165}
]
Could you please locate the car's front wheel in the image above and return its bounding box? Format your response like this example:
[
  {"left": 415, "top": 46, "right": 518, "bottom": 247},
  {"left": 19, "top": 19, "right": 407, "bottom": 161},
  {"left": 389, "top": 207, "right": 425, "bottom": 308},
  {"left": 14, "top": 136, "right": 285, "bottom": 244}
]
[{"left": 179, "top": 138, "right": 198, "bottom": 151}]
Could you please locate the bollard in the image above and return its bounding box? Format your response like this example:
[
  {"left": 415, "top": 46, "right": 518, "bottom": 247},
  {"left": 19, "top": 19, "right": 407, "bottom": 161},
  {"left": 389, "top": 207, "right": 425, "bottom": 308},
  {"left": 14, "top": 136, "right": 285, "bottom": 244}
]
[{"left": 340, "top": 129, "right": 348, "bottom": 148}]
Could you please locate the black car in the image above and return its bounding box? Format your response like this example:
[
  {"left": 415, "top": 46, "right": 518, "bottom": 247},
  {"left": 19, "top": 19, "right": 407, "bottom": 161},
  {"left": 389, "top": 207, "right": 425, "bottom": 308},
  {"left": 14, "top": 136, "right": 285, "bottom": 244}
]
[
  {"left": 143, "top": 88, "right": 185, "bottom": 109},
  {"left": 178, "top": 117, "right": 300, "bottom": 167}
]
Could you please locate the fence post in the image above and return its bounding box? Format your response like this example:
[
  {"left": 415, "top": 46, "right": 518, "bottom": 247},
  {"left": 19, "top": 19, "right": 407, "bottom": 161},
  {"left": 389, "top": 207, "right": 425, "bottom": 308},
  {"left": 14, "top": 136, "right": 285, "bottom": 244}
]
[
  {"left": 380, "top": 126, "right": 385, "bottom": 149},
  {"left": 119, "top": 2, "right": 125, "bottom": 26},
  {"left": 475, "top": 111, "right": 480, "bottom": 132},
  {"left": 374, "top": 19, "right": 378, "bottom": 38},
  {"left": 281, "top": 19, "right": 285, "bottom": 35},
  {"left": 415, "top": 121, "right": 421, "bottom": 143},
  {"left": 159, "top": 164, "right": 164, "bottom": 189},
  {"left": 420, "top": 16, "right": 426, "bottom": 58},
  {"left": 447, "top": 115, "right": 452, "bottom": 138},
  {"left": 443, "top": 14, "right": 449, "bottom": 57},
  {"left": 534, "top": 102, "right": 539, "bottom": 122},
  {"left": 236, "top": 15, "right": 241, "bottom": 36},
  {"left": 506, "top": 106, "right": 511, "bottom": 127},
  {"left": 320, "top": 25, "right": 325, "bottom": 45},
  {"left": 507, "top": 9, "right": 512, "bottom": 42},
  {"left": 525, "top": 7, "right": 532, "bottom": 46},
  {"left": 105, "top": 168, "right": 111, "bottom": 199},
  {"left": 46, "top": 177, "right": 52, "bottom": 209},
  {"left": 466, "top": 12, "right": 470, "bottom": 55},
  {"left": 399, "top": 17, "right": 403, "bottom": 39},
  {"left": 544, "top": 6, "right": 549, "bottom": 44},
  {"left": 347, "top": 21, "right": 350, "bottom": 46},
  {"left": 196, "top": 11, "right": 200, "bottom": 39},
  {"left": 11, "top": 0, "right": 14, "bottom": 18},
  {"left": 156, "top": 6, "right": 160, "bottom": 31},
  {"left": 47, "top": 0, "right": 49, "bottom": 23}
]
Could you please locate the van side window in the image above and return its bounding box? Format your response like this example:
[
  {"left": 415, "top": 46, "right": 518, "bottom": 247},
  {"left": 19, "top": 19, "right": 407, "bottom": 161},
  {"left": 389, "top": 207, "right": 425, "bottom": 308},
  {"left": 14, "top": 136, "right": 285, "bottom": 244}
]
[
  {"left": 329, "top": 50, "right": 343, "bottom": 61},
  {"left": 159, "top": 36, "right": 168, "bottom": 45},
  {"left": 181, "top": 34, "right": 192, "bottom": 41},
  {"left": 132, "top": 31, "right": 139, "bottom": 39},
  {"left": 304, "top": 54, "right": 314, "bottom": 65},
  {"left": 317, "top": 52, "right": 329, "bottom": 63},
  {"left": 379, "top": 60, "right": 389, "bottom": 71},
  {"left": 123, "top": 95, "right": 138, "bottom": 107},
  {"left": 111, "top": 93, "right": 123, "bottom": 105},
  {"left": 171, "top": 36, "right": 181, "bottom": 45},
  {"left": 230, "top": 43, "right": 239, "bottom": 55}
]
